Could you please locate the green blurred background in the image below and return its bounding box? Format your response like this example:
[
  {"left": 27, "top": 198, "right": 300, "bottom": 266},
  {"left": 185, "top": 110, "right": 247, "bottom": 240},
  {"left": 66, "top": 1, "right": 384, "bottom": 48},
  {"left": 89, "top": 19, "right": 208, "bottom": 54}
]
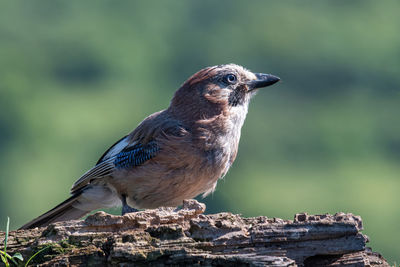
[{"left": 0, "top": 0, "right": 399, "bottom": 263}]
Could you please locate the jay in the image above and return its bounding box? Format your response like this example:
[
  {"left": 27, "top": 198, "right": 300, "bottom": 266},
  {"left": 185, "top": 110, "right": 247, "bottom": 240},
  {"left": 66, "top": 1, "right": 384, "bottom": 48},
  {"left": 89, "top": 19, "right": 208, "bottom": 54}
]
[{"left": 21, "top": 64, "right": 280, "bottom": 229}]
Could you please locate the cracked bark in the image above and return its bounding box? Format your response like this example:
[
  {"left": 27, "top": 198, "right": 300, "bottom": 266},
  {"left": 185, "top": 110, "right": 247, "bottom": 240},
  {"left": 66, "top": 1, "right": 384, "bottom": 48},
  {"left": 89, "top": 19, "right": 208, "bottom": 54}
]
[{"left": 0, "top": 200, "right": 389, "bottom": 266}]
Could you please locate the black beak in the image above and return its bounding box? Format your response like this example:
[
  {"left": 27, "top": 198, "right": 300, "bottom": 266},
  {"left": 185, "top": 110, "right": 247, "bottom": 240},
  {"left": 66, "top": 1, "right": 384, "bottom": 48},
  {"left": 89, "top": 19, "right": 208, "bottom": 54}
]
[{"left": 248, "top": 73, "right": 280, "bottom": 91}]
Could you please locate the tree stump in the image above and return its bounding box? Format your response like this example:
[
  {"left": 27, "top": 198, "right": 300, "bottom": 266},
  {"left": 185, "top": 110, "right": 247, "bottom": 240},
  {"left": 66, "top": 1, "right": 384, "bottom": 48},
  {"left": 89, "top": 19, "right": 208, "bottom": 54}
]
[{"left": 0, "top": 200, "right": 389, "bottom": 266}]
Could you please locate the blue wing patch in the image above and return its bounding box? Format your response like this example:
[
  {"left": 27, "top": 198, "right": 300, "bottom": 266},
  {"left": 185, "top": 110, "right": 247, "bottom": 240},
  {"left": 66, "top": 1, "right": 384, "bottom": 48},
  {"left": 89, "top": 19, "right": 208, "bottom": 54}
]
[{"left": 114, "top": 141, "right": 159, "bottom": 169}]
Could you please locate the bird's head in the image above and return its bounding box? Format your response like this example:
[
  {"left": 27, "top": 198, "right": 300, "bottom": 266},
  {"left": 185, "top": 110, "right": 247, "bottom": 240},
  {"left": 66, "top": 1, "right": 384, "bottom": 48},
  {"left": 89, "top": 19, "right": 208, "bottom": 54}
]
[{"left": 169, "top": 64, "right": 280, "bottom": 123}]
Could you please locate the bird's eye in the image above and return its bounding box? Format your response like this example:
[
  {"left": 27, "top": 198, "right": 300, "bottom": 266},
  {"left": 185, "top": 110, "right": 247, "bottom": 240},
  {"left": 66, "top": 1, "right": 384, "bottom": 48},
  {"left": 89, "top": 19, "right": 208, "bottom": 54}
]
[{"left": 225, "top": 74, "right": 237, "bottom": 84}]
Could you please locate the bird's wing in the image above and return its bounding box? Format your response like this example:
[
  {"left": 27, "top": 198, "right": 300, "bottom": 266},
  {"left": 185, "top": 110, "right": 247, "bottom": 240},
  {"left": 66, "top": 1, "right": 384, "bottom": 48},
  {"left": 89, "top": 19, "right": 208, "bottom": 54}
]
[
  {"left": 70, "top": 136, "right": 159, "bottom": 194},
  {"left": 113, "top": 141, "right": 159, "bottom": 169},
  {"left": 96, "top": 135, "right": 129, "bottom": 164}
]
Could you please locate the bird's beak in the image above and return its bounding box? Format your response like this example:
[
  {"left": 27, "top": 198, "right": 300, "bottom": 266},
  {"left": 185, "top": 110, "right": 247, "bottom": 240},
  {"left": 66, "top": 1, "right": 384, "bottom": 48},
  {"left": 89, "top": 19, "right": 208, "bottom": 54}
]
[{"left": 248, "top": 73, "right": 280, "bottom": 92}]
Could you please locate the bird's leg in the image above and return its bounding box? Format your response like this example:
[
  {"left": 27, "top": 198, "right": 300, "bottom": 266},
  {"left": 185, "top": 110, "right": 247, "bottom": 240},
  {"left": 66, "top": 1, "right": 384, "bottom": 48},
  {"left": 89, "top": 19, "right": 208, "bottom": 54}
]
[{"left": 121, "top": 194, "right": 138, "bottom": 215}]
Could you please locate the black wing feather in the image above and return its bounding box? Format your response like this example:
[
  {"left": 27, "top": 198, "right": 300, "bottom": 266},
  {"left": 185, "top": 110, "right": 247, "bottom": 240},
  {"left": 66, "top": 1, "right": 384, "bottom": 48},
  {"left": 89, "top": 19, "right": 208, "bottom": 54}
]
[{"left": 96, "top": 135, "right": 128, "bottom": 165}]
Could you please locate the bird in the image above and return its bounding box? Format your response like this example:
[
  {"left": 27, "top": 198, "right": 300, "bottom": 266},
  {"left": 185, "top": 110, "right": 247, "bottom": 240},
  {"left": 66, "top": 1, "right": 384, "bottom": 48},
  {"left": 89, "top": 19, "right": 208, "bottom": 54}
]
[{"left": 20, "top": 63, "right": 280, "bottom": 229}]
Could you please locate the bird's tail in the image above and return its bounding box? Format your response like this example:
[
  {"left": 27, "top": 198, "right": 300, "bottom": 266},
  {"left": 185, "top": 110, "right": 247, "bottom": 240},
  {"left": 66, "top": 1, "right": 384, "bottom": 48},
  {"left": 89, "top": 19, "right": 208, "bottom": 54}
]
[{"left": 19, "top": 193, "right": 89, "bottom": 230}]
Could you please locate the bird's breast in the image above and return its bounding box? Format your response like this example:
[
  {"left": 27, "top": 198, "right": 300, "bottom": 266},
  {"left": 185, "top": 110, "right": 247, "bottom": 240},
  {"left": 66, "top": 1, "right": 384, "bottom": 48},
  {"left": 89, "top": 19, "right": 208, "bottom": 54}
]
[{"left": 203, "top": 106, "right": 248, "bottom": 178}]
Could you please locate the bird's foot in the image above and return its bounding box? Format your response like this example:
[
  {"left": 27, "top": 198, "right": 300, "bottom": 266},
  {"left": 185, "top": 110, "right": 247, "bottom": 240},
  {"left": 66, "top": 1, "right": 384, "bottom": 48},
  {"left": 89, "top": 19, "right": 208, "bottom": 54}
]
[
  {"left": 121, "top": 194, "right": 139, "bottom": 215},
  {"left": 122, "top": 204, "right": 139, "bottom": 215}
]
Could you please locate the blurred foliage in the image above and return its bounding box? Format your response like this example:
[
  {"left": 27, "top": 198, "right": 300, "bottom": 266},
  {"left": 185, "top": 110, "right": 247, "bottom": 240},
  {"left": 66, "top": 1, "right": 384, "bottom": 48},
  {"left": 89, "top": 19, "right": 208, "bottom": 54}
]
[{"left": 0, "top": 0, "right": 399, "bottom": 263}]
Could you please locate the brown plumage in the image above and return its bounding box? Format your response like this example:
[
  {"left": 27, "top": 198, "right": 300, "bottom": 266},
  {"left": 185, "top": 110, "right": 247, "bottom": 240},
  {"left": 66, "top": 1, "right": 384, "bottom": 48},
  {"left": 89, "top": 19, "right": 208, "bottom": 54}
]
[{"left": 20, "top": 64, "right": 280, "bottom": 229}]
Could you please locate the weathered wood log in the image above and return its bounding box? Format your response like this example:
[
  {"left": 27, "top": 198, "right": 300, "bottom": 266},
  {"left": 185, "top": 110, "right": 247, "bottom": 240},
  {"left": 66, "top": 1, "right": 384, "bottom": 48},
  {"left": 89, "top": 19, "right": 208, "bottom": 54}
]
[{"left": 0, "top": 200, "right": 389, "bottom": 266}]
